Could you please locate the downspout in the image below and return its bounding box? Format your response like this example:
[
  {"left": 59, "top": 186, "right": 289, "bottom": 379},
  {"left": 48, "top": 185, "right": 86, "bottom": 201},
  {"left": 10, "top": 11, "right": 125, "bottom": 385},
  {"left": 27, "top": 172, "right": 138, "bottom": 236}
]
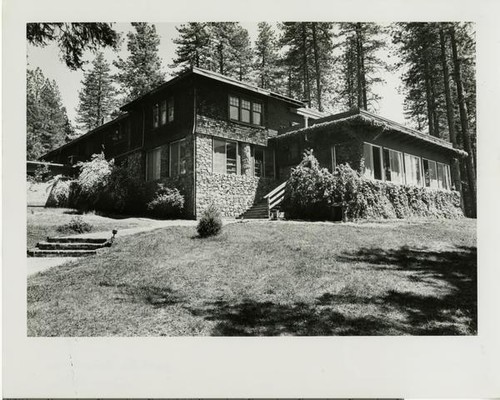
[{"left": 192, "top": 85, "right": 198, "bottom": 219}]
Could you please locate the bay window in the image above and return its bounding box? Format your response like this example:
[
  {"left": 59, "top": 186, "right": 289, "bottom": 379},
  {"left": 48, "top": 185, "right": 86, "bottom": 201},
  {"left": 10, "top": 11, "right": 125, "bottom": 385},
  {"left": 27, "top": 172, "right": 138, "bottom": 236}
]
[{"left": 213, "top": 138, "right": 238, "bottom": 175}]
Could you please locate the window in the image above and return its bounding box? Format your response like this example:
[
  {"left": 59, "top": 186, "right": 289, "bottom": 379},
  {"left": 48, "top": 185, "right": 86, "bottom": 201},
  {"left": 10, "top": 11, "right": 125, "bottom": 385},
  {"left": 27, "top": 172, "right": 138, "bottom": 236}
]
[
  {"left": 363, "top": 143, "right": 383, "bottom": 180},
  {"left": 170, "top": 139, "right": 187, "bottom": 177},
  {"left": 213, "top": 138, "right": 239, "bottom": 175},
  {"left": 253, "top": 146, "right": 275, "bottom": 178},
  {"left": 437, "top": 162, "right": 451, "bottom": 190},
  {"left": 383, "top": 148, "right": 404, "bottom": 184},
  {"left": 404, "top": 153, "right": 423, "bottom": 186},
  {"left": 228, "top": 95, "right": 263, "bottom": 126},
  {"left": 168, "top": 97, "right": 174, "bottom": 122},
  {"left": 423, "top": 159, "right": 439, "bottom": 188},
  {"left": 153, "top": 104, "right": 159, "bottom": 128},
  {"left": 146, "top": 147, "right": 162, "bottom": 181},
  {"left": 154, "top": 97, "right": 174, "bottom": 128},
  {"left": 160, "top": 100, "right": 167, "bottom": 125}
]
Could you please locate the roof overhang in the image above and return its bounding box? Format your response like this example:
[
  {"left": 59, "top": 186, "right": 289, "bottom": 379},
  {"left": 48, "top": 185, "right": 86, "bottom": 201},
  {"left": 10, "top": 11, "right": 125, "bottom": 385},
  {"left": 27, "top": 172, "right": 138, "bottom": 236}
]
[{"left": 271, "top": 108, "right": 468, "bottom": 157}]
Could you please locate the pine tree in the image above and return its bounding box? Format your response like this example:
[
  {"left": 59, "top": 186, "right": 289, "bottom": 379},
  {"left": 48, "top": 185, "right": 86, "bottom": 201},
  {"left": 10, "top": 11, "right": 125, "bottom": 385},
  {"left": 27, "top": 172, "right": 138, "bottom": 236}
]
[
  {"left": 76, "top": 52, "right": 118, "bottom": 132},
  {"left": 280, "top": 22, "right": 333, "bottom": 110},
  {"left": 114, "top": 23, "right": 165, "bottom": 103},
  {"left": 27, "top": 68, "right": 70, "bottom": 159},
  {"left": 254, "top": 22, "right": 282, "bottom": 91},
  {"left": 172, "top": 22, "right": 211, "bottom": 71},
  {"left": 336, "top": 22, "right": 388, "bottom": 112}
]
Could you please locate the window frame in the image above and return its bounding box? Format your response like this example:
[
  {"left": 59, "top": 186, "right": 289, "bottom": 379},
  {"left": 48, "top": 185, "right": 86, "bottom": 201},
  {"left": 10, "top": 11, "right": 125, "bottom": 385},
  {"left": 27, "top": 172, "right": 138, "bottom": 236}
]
[
  {"left": 228, "top": 94, "right": 263, "bottom": 127},
  {"left": 252, "top": 145, "right": 275, "bottom": 178},
  {"left": 383, "top": 147, "right": 405, "bottom": 185},
  {"left": 145, "top": 146, "right": 162, "bottom": 182},
  {"left": 212, "top": 138, "right": 240, "bottom": 175},
  {"left": 169, "top": 138, "right": 187, "bottom": 177},
  {"left": 363, "top": 142, "right": 384, "bottom": 181},
  {"left": 404, "top": 152, "right": 424, "bottom": 187},
  {"left": 152, "top": 103, "right": 159, "bottom": 129}
]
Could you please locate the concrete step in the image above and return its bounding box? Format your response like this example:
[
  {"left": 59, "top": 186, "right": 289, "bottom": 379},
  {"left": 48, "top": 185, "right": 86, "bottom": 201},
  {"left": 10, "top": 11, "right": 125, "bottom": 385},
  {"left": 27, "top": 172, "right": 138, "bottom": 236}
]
[
  {"left": 46, "top": 236, "right": 108, "bottom": 244},
  {"left": 28, "top": 249, "right": 97, "bottom": 257},
  {"left": 37, "top": 241, "right": 106, "bottom": 251}
]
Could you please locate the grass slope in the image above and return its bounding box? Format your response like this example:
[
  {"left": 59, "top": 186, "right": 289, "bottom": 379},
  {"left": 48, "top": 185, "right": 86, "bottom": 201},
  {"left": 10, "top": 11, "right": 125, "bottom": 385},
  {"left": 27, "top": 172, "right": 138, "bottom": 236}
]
[{"left": 27, "top": 219, "right": 477, "bottom": 336}]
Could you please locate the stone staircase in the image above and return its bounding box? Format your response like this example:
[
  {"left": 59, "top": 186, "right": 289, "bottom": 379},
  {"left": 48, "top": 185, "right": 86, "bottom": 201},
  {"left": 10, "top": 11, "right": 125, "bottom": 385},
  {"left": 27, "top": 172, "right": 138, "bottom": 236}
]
[
  {"left": 240, "top": 199, "right": 269, "bottom": 219},
  {"left": 28, "top": 237, "right": 110, "bottom": 257}
]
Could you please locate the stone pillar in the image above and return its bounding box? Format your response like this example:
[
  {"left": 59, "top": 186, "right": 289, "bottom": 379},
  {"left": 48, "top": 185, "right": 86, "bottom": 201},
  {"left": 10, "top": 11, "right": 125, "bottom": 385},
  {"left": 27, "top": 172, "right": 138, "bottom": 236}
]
[{"left": 241, "top": 143, "right": 252, "bottom": 176}]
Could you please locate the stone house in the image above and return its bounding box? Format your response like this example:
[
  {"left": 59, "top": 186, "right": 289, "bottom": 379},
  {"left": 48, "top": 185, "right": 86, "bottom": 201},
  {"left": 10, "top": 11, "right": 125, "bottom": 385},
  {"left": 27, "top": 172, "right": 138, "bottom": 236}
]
[{"left": 41, "top": 67, "right": 466, "bottom": 218}]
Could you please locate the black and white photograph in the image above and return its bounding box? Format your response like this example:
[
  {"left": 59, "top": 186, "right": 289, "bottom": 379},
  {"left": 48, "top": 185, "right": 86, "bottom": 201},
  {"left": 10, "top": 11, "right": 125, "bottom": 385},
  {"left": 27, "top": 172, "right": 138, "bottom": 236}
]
[
  {"left": 25, "top": 20, "right": 477, "bottom": 337},
  {"left": 3, "top": 0, "right": 500, "bottom": 397}
]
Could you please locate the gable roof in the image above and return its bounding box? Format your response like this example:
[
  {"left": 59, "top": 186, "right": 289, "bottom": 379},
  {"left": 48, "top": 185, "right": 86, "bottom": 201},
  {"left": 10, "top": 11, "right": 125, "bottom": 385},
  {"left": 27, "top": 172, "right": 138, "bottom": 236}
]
[
  {"left": 121, "top": 66, "right": 305, "bottom": 110},
  {"left": 272, "top": 108, "right": 467, "bottom": 157}
]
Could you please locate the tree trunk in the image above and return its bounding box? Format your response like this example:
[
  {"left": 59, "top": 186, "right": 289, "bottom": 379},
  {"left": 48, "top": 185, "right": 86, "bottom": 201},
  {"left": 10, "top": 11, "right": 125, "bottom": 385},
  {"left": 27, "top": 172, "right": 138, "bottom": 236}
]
[
  {"left": 301, "top": 23, "right": 310, "bottom": 103},
  {"left": 450, "top": 25, "right": 477, "bottom": 217},
  {"left": 423, "top": 57, "right": 435, "bottom": 136},
  {"left": 311, "top": 23, "right": 322, "bottom": 111},
  {"left": 355, "top": 24, "right": 363, "bottom": 109},
  {"left": 439, "top": 24, "right": 463, "bottom": 199}
]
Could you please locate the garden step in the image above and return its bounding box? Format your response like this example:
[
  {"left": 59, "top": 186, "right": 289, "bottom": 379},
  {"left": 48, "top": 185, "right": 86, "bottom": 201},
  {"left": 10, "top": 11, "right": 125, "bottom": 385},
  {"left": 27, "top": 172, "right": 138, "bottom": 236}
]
[
  {"left": 37, "top": 241, "right": 106, "bottom": 251},
  {"left": 46, "top": 237, "right": 108, "bottom": 244},
  {"left": 27, "top": 249, "right": 97, "bottom": 257}
]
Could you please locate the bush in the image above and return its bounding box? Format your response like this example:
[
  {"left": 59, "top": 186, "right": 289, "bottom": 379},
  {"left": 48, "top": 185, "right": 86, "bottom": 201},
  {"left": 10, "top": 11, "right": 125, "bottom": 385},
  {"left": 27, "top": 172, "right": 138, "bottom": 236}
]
[
  {"left": 46, "top": 176, "right": 73, "bottom": 207},
  {"left": 197, "top": 204, "right": 223, "bottom": 238},
  {"left": 56, "top": 216, "right": 93, "bottom": 234},
  {"left": 282, "top": 152, "right": 464, "bottom": 221},
  {"left": 147, "top": 185, "right": 185, "bottom": 218}
]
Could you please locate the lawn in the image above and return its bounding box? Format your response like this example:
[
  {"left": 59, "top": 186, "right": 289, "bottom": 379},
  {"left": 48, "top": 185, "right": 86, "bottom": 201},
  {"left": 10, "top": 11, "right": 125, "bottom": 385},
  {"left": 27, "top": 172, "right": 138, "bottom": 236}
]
[
  {"left": 27, "top": 218, "right": 477, "bottom": 336},
  {"left": 27, "top": 207, "right": 163, "bottom": 248}
]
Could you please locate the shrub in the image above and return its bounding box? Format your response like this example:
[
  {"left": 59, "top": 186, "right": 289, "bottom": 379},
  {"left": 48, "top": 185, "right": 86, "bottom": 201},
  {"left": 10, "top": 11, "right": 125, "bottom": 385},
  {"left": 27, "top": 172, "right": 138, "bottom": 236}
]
[
  {"left": 46, "top": 176, "right": 72, "bottom": 207},
  {"left": 147, "top": 185, "right": 185, "bottom": 218},
  {"left": 197, "top": 204, "right": 223, "bottom": 238},
  {"left": 73, "top": 153, "right": 114, "bottom": 211},
  {"left": 56, "top": 216, "right": 93, "bottom": 234},
  {"left": 282, "top": 152, "right": 464, "bottom": 221}
]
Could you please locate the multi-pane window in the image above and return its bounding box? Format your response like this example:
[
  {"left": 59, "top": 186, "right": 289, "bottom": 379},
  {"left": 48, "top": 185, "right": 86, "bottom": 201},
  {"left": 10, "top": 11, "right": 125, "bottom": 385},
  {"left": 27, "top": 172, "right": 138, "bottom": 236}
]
[
  {"left": 253, "top": 146, "right": 275, "bottom": 178},
  {"left": 404, "top": 153, "right": 423, "bottom": 186},
  {"left": 383, "top": 148, "right": 404, "bottom": 184},
  {"left": 153, "top": 97, "right": 174, "bottom": 128},
  {"left": 170, "top": 139, "right": 187, "bottom": 177},
  {"left": 363, "top": 143, "right": 383, "bottom": 180},
  {"left": 213, "top": 138, "right": 238, "bottom": 175},
  {"left": 228, "top": 95, "right": 263, "bottom": 126}
]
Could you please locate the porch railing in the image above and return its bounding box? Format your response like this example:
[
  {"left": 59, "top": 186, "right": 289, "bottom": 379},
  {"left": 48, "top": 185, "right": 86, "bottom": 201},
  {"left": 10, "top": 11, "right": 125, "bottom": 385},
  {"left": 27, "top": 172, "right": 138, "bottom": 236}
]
[{"left": 263, "top": 181, "right": 287, "bottom": 217}]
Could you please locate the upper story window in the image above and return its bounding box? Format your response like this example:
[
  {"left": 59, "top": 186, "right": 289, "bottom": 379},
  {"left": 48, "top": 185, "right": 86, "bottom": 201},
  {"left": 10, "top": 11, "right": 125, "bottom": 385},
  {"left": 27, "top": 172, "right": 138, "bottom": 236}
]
[
  {"left": 229, "top": 95, "right": 263, "bottom": 126},
  {"left": 153, "top": 96, "right": 174, "bottom": 128}
]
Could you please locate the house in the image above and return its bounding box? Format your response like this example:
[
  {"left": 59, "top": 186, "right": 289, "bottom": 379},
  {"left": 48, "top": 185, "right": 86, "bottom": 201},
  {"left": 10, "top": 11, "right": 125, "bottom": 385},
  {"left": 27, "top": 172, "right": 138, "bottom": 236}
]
[{"left": 41, "top": 67, "right": 466, "bottom": 218}]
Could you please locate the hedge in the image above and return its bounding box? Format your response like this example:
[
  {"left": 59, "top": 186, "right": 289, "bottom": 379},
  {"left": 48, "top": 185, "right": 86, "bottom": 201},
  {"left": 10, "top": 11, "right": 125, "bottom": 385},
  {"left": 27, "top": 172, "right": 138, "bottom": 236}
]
[{"left": 282, "top": 151, "right": 463, "bottom": 221}]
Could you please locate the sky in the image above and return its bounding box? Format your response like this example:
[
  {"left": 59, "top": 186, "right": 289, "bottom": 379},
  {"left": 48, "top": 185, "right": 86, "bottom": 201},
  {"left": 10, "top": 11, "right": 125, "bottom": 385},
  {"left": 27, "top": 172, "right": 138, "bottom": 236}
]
[{"left": 26, "top": 22, "right": 406, "bottom": 129}]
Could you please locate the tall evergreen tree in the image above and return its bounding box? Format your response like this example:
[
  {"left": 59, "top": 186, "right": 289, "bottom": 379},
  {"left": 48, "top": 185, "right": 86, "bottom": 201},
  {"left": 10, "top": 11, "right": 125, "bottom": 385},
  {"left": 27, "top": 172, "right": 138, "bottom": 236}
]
[
  {"left": 27, "top": 68, "right": 70, "bottom": 159},
  {"left": 280, "top": 22, "right": 333, "bottom": 111},
  {"left": 114, "top": 23, "right": 165, "bottom": 103},
  {"left": 254, "top": 22, "right": 282, "bottom": 91},
  {"left": 172, "top": 22, "right": 211, "bottom": 71},
  {"left": 336, "top": 22, "right": 387, "bottom": 112},
  {"left": 76, "top": 52, "right": 118, "bottom": 132}
]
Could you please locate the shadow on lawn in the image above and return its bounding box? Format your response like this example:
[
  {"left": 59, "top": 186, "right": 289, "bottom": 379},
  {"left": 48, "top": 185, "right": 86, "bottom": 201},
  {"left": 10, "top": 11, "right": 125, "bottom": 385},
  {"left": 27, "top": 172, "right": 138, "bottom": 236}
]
[{"left": 191, "top": 245, "right": 476, "bottom": 336}]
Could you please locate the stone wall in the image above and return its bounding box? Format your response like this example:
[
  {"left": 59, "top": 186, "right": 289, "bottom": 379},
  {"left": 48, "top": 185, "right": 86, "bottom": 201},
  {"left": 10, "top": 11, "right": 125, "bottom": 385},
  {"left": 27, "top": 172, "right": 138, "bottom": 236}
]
[
  {"left": 196, "top": 115, "right": 268, "bottom": 146},
  {"left": 195, "top": 133, "right": 277, "bottom": 217}
]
